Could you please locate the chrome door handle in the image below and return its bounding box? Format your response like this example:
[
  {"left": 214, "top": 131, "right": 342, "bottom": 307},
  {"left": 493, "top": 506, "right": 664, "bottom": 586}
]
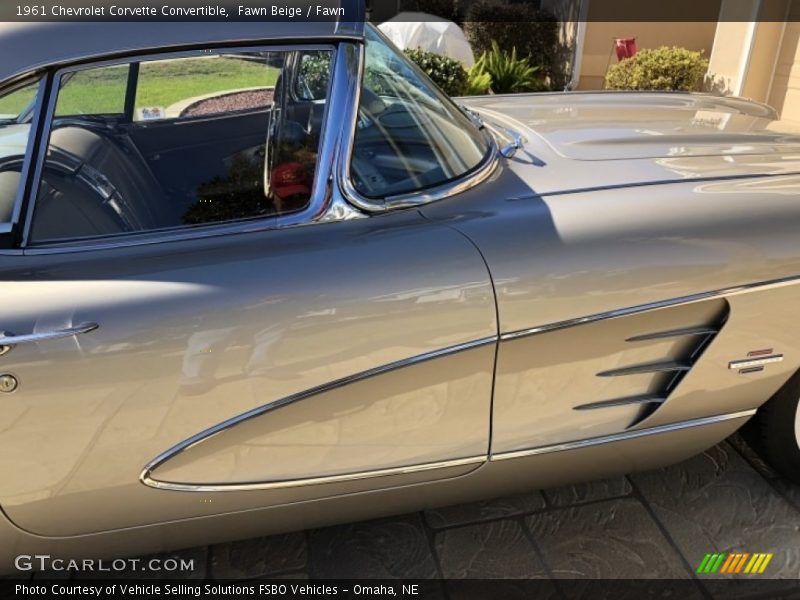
[{"left": 0, "top": 323, "right": 98, "bottom": 355}]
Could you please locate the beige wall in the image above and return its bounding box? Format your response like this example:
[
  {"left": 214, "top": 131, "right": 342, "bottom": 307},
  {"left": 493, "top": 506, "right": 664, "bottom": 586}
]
[
  {"left": 767, "top": 1, "right": 800, "bottom": 129},
  {"left": 705, "top": 0, "right": 800, "bottom": 129},
  {"left": 707, "top": 0, "right": 789, "bottom": 100},
  {"left": 578, "top": 20, "right": 719, "bottom": 90}
]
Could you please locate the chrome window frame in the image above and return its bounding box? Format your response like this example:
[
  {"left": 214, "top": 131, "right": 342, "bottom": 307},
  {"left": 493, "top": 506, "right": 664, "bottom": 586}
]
[
  {"left": 336, "top": 24, "right": 499, "bottom": 213},
  {"left": 0, "top": 75, "right": 48, "bottom": 246},
  {"left": 19, "top": 41, "right": 351, "bottom": 254}
]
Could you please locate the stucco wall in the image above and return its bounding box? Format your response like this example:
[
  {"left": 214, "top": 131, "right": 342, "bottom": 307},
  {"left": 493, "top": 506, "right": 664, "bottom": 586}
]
[
  {"left": 767, "top": 1, "right": 800, "bottom": 129},
  {"left": 707, "top": 0, "right": 789, "bottom": 100},
  {"left": 578, "top": 20, "right": 719, "bottom": 90}
]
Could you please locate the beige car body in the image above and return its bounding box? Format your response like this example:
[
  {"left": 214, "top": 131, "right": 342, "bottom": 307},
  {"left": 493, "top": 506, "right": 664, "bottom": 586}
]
[{"left": 0, "top": 21, "right": 799, "bottom": 571}]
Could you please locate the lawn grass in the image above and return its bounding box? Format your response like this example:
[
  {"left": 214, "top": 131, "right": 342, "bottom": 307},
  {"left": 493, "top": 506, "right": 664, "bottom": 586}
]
[
  {"left": 0, "top": 56, "right": 280, "bottom": 117},
  {"left": 135, "top": 57, "right": 279, "bottom": 111},
  {"left": 0, "top": 84, "right": 37, "bottom": 116}
]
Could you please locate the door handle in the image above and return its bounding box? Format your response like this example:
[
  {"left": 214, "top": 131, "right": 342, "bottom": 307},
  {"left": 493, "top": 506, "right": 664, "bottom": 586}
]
[{"left": 0, "top": 323, "right": 98, "bottom": 356}]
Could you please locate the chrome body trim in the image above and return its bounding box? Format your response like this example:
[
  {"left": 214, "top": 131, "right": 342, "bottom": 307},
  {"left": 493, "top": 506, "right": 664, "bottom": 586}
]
[
  {"left": 573, "top": 394, "right": 665, "bottom": 411},
  {"left": 140, "top": 335, "right": 497, "bottom": 491},
  {"left": 597, "top": 360, "right": 690, "bottom": 378},
  {"left": 626, "top": 326, "right": 718, "bottom": 342},
  {"left": 729, "top": 354, "right": 784, "bottom": 370},
  {"left": 484, "top": 121, "right": 527, "bottom": 158},
  {"left": 491, "top": 410, "right": 757, "bottom": 461},
  {"left": 141, "top": 455, "right": 485, "bottom": 492},
  {"left": 0, "top": 322, "right": 98, "bottom": 350},
  {"left": 6, "top": 76, "right": 48, "bottom": 246},
  {"left": 499, "top": 274, "right": 800, "bottom": 341},
  {"left": 144, "top": 408, "right": 758, "bottom": 491},
  {"left": 276, "top": 42, "right": 358, "bottom": 228}
]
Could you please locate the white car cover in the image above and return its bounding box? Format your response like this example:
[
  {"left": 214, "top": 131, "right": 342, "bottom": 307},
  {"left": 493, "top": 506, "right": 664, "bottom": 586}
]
[{"left": 378, "top": 12, "right": 475, "bottom": 67}]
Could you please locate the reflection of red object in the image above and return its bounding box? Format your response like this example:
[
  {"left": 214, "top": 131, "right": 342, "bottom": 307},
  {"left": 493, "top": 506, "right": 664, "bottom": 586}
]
[
  {"left": 271, "top": 161, "right": 310, "bottom": 199},
  {"left": 615, "top": 38, "right": 637, "bottom": 61}
]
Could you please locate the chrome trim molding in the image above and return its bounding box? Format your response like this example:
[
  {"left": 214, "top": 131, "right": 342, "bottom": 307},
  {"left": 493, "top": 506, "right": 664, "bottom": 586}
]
[
  {"left": 339, "top": 126, "right": 500, "bottom": 214},
  {"left": 0, "top": 322, "right": 97, "bottom": 348},
  {"left": 500, "top": 275, "right": 800, "bottom": 342},
  {"left": 490, "top": 410, "right": 756, "bottom": 462},
  {"left": 729, "top": 354, "right": 784, "bottom": 370},
  {"left": 141, "top": 455, "right": 485, "bottom": 492},
  {"left": 597, "top": 360, "right": 689, "bottom": 378},
  {"left": 140, "top": 335, "right": 497, "bottom": 491},
  {"left": 626, "top": 326, "right": 718, "bottom": 342},
  {"left": 573, "top": 394, "right": 665, "bottom": 411}
]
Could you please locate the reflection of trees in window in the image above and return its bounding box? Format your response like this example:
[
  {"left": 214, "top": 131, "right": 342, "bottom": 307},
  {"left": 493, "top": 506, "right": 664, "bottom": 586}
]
[
  {"left": 185, "top": 140, "right": 317, "bottom": 225},
  {"left": 185, "top": 150, "right": 270, "bottom": 225},
  {"left": 297, "top": 53, "right": 331, "bottom": 100}
]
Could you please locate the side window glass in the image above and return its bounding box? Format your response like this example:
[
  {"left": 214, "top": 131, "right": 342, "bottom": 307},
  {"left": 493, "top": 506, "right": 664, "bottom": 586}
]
[
  {"left": 294, "top": 52, "right": 332, "bottom": 101},
  {"left": 0, "top": 79, "right": 41, "bottom": 226},
  {"left": 134, "top": 55, "right": 277, "bottom": 122},
  {"left": 29, "top": 48, "right": 333, "bottom": 244},
  {"left": 55, "top": 65, "right": 128, "bottom": 117}
]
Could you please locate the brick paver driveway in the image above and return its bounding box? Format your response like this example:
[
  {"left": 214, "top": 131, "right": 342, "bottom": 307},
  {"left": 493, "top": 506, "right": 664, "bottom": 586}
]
[{"left": 138, "top": 433, "right": 800, "bottom": 593}]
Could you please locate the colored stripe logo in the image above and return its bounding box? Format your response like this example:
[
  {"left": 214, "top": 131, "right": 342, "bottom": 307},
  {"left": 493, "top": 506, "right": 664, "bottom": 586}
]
[{"left": 696, "top": 552, "right": 773, "bottom": 574}]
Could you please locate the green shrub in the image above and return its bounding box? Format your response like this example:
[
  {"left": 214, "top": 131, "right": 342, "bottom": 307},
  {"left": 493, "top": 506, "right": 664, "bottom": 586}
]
[
  {"left": 474, "top": 41, "right": 545, "bottom": 94},
  {"left": 464, "top": 0, "right": 558, "bottom": 79},
  {"left": 604, "top": 46, "right": 709, "bottom": 92},
  {"left": 465, "top": 63, "right": 492, "bottom": 95},
  {"left": 403, "top": 47, "right": 469, "bottom": 96}
]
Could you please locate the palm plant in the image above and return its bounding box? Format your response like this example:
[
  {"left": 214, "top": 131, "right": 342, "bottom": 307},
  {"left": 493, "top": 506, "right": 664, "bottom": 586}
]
[{"left": 474, "top": 41, "right": 546, "bottom": 94}]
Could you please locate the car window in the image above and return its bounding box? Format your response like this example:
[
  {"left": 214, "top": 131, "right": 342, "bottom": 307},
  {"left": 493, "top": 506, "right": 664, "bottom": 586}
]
[
  {"left": 28, "top": 48, "right": 333, "bottom": 244},
  {"left": 294, "top": 52, "right": 332, "bottom": 101},
  {"left": 135, "top": 55, "right": 278, "bottom": 121},
  {"left": 55, "top": 65, "right": 129, "bottom": 117},
  {"left": 0, "top": 79, "right": 41, "bottom": 226},
  {"left": 350, "top": 26, "right": 490, "bottom": 199}
]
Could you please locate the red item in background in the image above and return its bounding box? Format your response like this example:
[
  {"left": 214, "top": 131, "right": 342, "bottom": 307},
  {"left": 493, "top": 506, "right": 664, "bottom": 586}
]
[
  {"left": 271, "top": 161, "right": 311, "bottom": 200},
  {"left": 615, "top": 37, "right": 637, "bottom": 61}
]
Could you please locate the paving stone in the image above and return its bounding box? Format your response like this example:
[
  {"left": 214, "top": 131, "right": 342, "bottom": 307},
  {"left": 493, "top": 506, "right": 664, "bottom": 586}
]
[
  {"left": 543, "top": 476, "right": 632, "bottom": 507},
  {"left": 424, "top": 491, "right": 546, "bottom": 529},
  {"left": 309, "top": 514, "right": 438, "bottom": 579},
  {"left": 434, "top": 519, "right": 548, "bottom": 579},
  {"left": 728, "top": 432, "right": 780, "bottom": 479},
  {"left": 772, "top": 479, "right": 800, "bottom": 512},
  {"left": 211, "top": 533, "right": 305, "bottom": 579},
  {"left": 526, "top": 497, "right": 692, "bottom": 580},
  {"left": 631, "top": 443, "right": 800, "bottom": 585}
]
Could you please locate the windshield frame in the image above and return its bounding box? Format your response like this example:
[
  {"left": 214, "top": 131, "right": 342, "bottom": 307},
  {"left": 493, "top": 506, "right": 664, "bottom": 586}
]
[{"left": 338, "top": 24, "right": 497, "bottom": 212}]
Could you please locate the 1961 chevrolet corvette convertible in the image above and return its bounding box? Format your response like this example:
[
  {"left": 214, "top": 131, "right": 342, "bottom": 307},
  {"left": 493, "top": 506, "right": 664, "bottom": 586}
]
[{"left": 0, "top": 14, "right": 799, "bottom": 569}]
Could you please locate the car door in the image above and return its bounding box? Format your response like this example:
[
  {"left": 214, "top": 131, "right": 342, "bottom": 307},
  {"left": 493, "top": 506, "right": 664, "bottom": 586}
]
[{"left": 0, "top": 42, "right": 496, "bottom": 536}]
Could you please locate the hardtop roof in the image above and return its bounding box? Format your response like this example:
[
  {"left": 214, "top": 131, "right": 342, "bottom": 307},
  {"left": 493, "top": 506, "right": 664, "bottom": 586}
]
[{"left": 0, "top": 17, "right": 365, "bottom": 84}]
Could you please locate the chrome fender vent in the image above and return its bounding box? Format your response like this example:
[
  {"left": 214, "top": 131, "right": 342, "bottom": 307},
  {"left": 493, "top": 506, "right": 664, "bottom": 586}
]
[{"left": 573, "top": 301, "right": 729, "bottom": 427}]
